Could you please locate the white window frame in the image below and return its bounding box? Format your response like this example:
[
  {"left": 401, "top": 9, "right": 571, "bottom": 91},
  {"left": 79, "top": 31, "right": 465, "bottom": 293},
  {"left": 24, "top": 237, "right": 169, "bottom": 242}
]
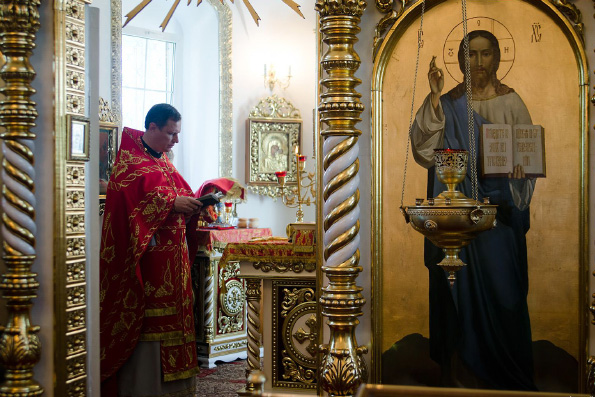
[{"left": 121, "top": 26, "right": 183, "bottom": 130}]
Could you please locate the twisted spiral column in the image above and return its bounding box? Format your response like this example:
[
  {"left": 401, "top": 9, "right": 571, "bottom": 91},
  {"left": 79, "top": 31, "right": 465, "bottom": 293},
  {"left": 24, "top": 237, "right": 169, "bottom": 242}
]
[
  {"left": 315, "top": 1, "right": 368, "bottom": 396},
  {"left": 243, "top": 278, "right": 262, "bottom": 393},
  {"left": 203, "top": 259, "right": 216, "bottom": 342},
  {"left": 0, "top": 0, "right": 43, "bottom": 395}
]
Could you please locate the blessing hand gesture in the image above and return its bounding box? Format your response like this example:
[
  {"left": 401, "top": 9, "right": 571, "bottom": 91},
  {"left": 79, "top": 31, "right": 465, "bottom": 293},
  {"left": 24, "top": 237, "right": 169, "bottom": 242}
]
[{"left": 428, "top": 56, "right": 444, "bottom": 110}]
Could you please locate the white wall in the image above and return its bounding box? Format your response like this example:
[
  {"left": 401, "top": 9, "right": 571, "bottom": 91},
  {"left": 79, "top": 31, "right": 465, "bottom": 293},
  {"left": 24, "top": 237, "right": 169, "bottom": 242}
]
[{"left": 230, "top": 0, "right": 318, "bottom": 235}]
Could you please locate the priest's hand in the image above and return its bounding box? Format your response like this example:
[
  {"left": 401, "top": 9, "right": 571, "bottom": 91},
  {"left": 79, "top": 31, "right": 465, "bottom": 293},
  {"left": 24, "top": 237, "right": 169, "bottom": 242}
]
[
  {"left": 174, "top": 196, "right": 203, "bottom": 215},
  {"left": 508, "top": 164, "right": 526, "bottom": 179}
]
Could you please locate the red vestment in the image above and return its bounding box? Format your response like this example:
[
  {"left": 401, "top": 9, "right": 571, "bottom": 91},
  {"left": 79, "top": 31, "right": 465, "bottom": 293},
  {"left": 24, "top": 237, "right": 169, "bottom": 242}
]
[{"left": 100, "top": 127, "right": 199, "bottom": 385}]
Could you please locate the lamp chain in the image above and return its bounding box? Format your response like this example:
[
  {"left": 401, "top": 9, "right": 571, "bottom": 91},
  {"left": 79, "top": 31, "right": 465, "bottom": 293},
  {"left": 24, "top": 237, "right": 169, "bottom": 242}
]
[
  {"left": 400, "top": 0, "right": 426, "bottom": 207},
  {"left": 461, "top": 0, "right": 479, "bottom": 202}
]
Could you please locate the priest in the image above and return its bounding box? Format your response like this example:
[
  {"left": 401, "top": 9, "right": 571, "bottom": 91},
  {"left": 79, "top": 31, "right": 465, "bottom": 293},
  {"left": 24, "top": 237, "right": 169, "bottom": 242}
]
[{"left": 100, "top": 103, "right": 208, "bottom": 396}]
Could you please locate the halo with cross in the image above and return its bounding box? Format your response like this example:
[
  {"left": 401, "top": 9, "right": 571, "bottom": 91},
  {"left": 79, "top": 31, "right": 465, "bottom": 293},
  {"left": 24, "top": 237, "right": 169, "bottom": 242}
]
[{"left": 442, "top": 17, "right": 516, "bottom": 84}]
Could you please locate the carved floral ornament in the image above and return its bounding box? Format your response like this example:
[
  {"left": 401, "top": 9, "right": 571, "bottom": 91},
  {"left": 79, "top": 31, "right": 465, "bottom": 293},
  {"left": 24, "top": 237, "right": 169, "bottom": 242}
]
[
  {"left": 0, "top": 0, "right": 41, "bottom": 33},
  {"left": 315, "top": 0, "right": 367, "bottom": 17},
  {"left": 249, "top": 96, "right": 301, "bottom": 119}
]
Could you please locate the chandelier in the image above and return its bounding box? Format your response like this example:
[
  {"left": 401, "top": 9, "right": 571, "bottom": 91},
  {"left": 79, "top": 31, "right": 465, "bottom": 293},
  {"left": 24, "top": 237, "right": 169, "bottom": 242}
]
[{"left": 123, "top": 0, "right": 305, "bottom": 31}]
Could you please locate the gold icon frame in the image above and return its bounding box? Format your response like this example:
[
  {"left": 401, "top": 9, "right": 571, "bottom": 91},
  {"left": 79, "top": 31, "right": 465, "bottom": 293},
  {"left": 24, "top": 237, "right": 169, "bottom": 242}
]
[{"left": 372, "top": 0, "right": 589, "bottom": 391}]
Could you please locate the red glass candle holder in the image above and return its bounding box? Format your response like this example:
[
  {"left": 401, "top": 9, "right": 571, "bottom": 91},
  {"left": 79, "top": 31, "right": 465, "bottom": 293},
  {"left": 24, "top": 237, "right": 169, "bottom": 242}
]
[{"left": 275, "top": 171, "right": 287, "bottom": 186}]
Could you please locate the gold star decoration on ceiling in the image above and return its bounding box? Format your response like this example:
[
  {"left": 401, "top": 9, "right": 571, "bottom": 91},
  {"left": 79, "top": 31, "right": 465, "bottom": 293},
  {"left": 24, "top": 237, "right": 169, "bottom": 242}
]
[{"left": 123, "top": 0, "right": 305, "bottom": 31}]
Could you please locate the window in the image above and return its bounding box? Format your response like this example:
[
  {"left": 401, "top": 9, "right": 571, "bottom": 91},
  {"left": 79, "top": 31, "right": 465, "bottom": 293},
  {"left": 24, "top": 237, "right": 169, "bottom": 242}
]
[{"left": 121, "top": 34, "right": 176, "bottom": 130}]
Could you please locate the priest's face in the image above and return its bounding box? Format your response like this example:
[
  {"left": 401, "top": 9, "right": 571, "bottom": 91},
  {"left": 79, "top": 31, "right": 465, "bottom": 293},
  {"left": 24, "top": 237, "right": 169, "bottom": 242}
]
[
  {"left": 148, "top": 119, "right": 181, "bottom": 152},
  {"left": 469, "top": 36, "right": 496, "bottom": 89}
]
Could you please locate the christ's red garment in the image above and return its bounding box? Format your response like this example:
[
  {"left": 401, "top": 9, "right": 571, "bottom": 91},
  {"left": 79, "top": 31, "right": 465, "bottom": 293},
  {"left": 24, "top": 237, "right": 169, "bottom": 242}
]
[{"left": 100, "top": 127, "right": 199, "bottom": 385}]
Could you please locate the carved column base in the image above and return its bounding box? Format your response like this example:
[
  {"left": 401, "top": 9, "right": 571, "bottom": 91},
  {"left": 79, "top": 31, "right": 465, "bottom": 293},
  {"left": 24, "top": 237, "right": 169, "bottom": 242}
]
[{"left": 319, "top": 266, "right": 367, "bottom": 396}]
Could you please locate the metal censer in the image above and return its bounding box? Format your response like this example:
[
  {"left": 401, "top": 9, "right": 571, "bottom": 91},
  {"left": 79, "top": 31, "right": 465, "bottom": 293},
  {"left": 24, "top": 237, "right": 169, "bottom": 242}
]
[{"left": 401, "top": 149, "right": 497, "bottom": 286}]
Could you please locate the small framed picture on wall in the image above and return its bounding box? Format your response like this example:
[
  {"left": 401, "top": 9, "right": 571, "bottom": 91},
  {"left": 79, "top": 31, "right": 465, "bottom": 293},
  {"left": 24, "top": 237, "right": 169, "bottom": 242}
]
[{"left": 67, "top": 115, "right": 90, "bottom": 161}]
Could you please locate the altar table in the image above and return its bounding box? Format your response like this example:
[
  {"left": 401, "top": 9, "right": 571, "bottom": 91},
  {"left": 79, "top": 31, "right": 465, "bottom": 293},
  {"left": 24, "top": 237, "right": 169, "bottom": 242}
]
[
  {"left": 192, "top": 227, "right": 272, "bottom": 368},
  {"left": 224, "top": 233, "right": 318, "bottom": 394}
]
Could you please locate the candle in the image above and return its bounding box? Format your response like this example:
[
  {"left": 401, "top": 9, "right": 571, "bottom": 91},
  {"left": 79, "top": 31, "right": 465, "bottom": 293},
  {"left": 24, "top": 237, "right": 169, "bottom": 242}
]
[
  {"left": 224, "top": 201, "right": 233, "bottom": 208},
  {"left": 264, "top": 64, "right": 266, "bottom": 76},
  {"left": 298, "top": 155, "right": 306, "bottom": 162},
  {"left": 295, "top": 146, "right": 299, "bottom": 155}
]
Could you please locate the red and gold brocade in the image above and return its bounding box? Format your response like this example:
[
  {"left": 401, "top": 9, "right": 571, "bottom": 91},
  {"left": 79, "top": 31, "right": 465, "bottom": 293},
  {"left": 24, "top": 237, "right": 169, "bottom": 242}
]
[
  {"left": 218, "top": 239, "right": 317, "bottom": 269},
  {"left": 195, "top": 227, "right": 272, "bottom": 252},
  {"left": 100, "top": 127, "right": 199, "bottom": 383}
]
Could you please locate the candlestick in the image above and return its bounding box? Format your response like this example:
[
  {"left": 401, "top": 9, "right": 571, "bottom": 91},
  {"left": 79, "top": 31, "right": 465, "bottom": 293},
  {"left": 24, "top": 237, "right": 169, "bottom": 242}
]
[{"left": 276, "top": 150, "right": 315, "bottom": 223}]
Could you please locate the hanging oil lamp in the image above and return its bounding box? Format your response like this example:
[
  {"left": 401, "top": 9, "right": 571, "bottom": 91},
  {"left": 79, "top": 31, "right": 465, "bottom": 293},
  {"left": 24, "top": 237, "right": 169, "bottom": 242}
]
[
  {"left": 399, "top": 0, "right": 497, "bottom": 286},
  {"left": 401, "top": 149, "right": 497, "bottom": 286}
]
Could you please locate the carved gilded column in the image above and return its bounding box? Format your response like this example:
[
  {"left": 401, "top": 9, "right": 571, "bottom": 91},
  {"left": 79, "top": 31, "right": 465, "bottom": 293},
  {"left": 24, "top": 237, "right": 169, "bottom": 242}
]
[
  {"left": 315, "top": 1, "right": 367, "bottom": 395},
  {"left": 204, "top": 258, "right": 216, "bottom": 342},
  {"left": 241, "top": 278, "right": 262, "bottom": 395},
  {"left": 0, "top": 0, "right": 43, "bottom": 395}
]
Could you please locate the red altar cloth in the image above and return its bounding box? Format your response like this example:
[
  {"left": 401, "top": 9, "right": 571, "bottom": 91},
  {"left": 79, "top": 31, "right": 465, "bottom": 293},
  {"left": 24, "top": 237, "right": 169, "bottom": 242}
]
[
  {"left": 219, "top": 238, "right": 317, "bottom": 273},
  {"left": 195, "top": 227, "right": 272, "bottom": 252}
]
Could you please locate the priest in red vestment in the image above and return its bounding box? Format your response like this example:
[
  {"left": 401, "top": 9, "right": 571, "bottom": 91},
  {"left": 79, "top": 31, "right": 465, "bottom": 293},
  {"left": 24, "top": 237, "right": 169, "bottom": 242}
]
[{"left": 100, "top": 103, "right": 210, "bottom": 396}]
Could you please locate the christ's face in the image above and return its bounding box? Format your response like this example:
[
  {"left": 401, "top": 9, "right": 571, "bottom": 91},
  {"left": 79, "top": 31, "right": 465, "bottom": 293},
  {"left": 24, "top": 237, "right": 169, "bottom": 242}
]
[{"left": 468, "top": 36, "right": 496, "bottom": 89}]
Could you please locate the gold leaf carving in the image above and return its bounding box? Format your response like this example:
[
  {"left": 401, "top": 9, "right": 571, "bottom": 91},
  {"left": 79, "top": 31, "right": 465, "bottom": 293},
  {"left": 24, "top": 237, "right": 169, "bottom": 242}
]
[
  {"left": 66, "top": 237, "right": 86, "bottom": 258},
  {"left": 66, "top": 213, "right": 85, "bottom": 234},
  {"left": 67, "top": 70, "right": 85, "bottom": 92},
  {"left": 66, "top": 285, "right": 86, "bottom": 308},
  {"left": 66, "top": 260, "right": 86, "bottom": 283},
  {"left": 66, "top": 93, "right": 85, "bottom": 115},
  {"left": 66, "top": 331, "right": 86, "bottom": 356},
  {"left": 66, "top": 189, "right": 85, "bottom": 209},
  {"left": 66, "top": 46, "right": 85, "bottom": 68},
  {"left": 66, "top": 376, "right": 86, "bottom": 397},
  {"left": 66, "top": 0, "right": 85, "bottom": 21},
  {"left": 66, "top": 354, "right": 86, "bottom": 380},
  {"left": 66, "top": 21, "right": 85, "bottom": 45},
  {"left": 66, "top": 165, "right": 85, "bottom": 186},
  {"left": 67, "top": 308, "right": 86, "bottom": 332}
]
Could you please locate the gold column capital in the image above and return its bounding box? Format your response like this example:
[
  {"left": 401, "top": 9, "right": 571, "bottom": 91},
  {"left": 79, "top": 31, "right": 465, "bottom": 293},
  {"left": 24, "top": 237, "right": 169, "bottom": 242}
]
[
  {"left": 0, "top": 0, "right": 41, "bottom": 33},
  {"left": 315, "top": 0, "right": 367, "bottom": 18}
]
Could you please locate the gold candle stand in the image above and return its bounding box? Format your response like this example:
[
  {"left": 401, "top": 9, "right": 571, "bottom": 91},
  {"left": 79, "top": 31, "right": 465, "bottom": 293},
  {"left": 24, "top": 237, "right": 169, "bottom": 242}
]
[{"left": 275, "top": 151, "right": 315, "bottom": 223}]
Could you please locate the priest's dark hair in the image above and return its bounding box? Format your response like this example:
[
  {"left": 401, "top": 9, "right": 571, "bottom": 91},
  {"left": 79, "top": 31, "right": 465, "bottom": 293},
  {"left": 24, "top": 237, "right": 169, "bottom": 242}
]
[{"left": 145, "top": 103, "right": 182, "bottom": 129}]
